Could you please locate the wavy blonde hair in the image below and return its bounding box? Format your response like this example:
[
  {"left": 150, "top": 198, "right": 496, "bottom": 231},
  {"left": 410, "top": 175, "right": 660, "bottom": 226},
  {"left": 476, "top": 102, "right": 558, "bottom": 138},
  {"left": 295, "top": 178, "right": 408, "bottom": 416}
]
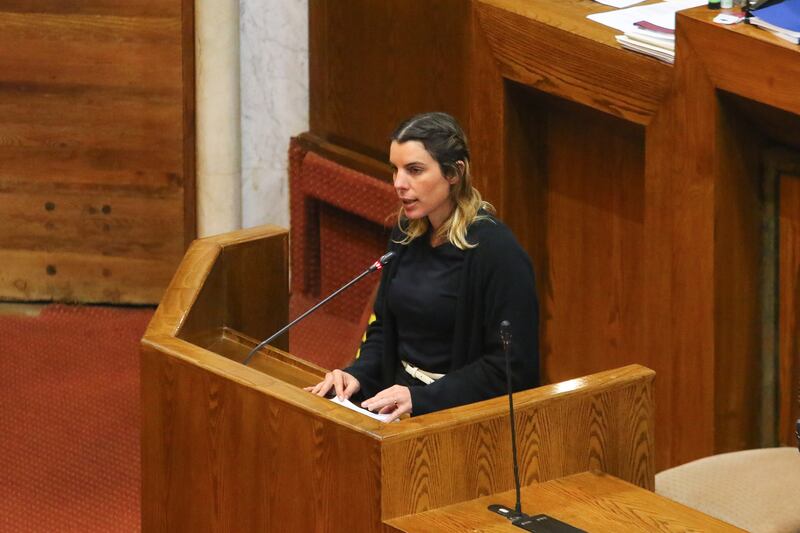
[{"left": 392, "top": 112, "right": 494, "bottom": 250}]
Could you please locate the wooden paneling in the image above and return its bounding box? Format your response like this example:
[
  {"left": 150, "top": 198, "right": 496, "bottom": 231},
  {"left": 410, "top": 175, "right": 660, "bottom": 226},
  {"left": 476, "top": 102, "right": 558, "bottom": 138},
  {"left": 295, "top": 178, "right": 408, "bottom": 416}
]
[
  {"left": 141, "top": 340, "right": 384, "bottom": 533},
  {"left": 380, "top": 365, "right": 654, "bottom": 519},
  {"left": 384, "top": 471, "right": 744, "bottom": 532},
  {"left": 780, "top": 173, "right": 800, "bottom": 446},
  {"left": 309, "top": 0, "right": 471, "bottom": 159},
  {"left": 476, "top": 0, "right": 672, "bottom": 126},
  {"left": 0, "top": 1, "right": 194, "bottom": 304},
  {"left": 713, "top": 99, "right": 764, "bottom": 452}
]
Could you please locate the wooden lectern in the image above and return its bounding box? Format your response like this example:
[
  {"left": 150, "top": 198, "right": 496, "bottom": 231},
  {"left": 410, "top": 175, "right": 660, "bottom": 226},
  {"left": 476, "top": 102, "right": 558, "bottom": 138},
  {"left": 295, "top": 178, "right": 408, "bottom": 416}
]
[{"left": 141, "top": 226, "right": 655, "bottom": 532}]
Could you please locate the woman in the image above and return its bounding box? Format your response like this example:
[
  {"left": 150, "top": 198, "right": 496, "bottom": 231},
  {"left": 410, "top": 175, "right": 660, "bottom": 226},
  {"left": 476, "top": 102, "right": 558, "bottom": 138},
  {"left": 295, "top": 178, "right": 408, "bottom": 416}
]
[{"left": 307, "top": 112, "right": 539, "bottom": 421}]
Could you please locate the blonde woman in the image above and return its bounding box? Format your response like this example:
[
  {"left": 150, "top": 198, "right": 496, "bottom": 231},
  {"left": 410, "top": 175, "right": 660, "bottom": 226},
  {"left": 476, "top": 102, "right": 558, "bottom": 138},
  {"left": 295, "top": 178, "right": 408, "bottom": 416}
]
[{"left": 308, "top": 112, "right": 539, "bottom": 420}]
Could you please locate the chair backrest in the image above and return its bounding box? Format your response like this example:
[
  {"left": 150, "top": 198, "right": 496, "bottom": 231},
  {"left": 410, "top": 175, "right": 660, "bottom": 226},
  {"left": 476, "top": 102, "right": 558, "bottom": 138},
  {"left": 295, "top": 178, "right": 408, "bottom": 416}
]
[
  {"left": 287, "top": 139, "right": 397, "bottom": 368},
  {"left": 655, "top": 447, "right": 800, "bottom": 533}
]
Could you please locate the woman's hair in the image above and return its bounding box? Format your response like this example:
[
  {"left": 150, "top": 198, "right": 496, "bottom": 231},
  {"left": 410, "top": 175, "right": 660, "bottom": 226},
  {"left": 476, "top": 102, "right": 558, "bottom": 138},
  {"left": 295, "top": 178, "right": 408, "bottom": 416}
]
[{"left": 391, "top": 112, "right": 494, "bottom": 249}]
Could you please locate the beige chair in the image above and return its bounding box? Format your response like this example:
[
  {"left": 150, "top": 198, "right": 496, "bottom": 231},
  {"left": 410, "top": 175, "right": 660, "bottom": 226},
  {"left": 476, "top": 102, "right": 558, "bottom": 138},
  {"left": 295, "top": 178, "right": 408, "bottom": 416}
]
[{"left": 656, "top": 447, "right": 800, "bottom": 533}]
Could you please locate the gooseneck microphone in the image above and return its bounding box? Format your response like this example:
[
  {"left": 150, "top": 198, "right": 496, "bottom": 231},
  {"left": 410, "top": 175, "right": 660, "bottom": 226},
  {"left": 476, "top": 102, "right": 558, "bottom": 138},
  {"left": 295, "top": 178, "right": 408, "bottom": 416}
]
[
  {"left": 242, "top": 251, "right": 395, "bottom": 366},
  {"left": 488, "top": 321, "right": 585, "bottom": 532}
]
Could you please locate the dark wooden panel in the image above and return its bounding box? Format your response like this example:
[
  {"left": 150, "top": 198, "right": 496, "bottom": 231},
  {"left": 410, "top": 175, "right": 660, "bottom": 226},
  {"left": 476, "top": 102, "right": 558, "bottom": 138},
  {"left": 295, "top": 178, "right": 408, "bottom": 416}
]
[
  {"left": 780, "top": 173, "right": 800, "bottom": 446},
  {"left": 713, "top": 99, "right": 764, "bottom": 453},
  {"left": 0, "top": 1, "right": 194, "bottom": 304},
  {"left": 222, "top": 237, "right": 289, "bottom": 346},
  {"left": 309, "top": 0, "right": 471, "bottom": 159}
]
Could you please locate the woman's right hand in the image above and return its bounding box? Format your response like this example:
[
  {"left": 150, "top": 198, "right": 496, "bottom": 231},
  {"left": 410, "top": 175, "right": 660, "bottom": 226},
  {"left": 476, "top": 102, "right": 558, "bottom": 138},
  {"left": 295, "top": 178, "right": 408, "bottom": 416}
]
[{"left": 304, "top": 369, "right": 361, "bottom": 400}]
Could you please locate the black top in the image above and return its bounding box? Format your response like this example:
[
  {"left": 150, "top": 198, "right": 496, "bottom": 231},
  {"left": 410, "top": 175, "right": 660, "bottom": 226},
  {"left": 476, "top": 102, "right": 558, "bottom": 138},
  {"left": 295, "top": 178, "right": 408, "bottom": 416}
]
[
  {"left": 388, "top": 236, "right": 464, "bottom": 374},
  {"left": 346, "top": 213, "right": 540, "bottom": 416}
]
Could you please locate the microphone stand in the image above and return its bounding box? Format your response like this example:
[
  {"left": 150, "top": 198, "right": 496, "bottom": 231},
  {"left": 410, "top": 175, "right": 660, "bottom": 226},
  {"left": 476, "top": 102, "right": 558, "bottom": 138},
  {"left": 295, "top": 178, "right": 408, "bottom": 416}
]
[
  {"left": 488, "top": 321, "right": 585, "bottom": 532},
  {"left": 242, "top": 251, "right": 395, "bottom": 366}
]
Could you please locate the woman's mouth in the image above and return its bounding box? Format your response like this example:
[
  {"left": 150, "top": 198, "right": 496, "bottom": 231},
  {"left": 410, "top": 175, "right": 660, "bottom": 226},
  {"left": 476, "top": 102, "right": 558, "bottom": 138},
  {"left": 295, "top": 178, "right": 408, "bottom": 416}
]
[{"left": 401, "top": 199, "right": 417, "bottom": 206}]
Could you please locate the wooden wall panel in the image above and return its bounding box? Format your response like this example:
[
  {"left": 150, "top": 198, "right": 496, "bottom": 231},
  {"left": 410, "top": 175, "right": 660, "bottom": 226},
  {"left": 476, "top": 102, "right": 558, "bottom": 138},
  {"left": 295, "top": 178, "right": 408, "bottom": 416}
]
[
  {"left": 0, "top": 1, "right": 194, "bottom": 304},
  {"left": 713, "top": 98, "right": 764, "bottom": 452},
  {"left": 500, "top": 85, "right": 646, "bottom": 387},
  {"left": 780, "top": 173, "right": 800, "bottom": 446},
  {"left": 309, "top": 0, "right": 470, "bottom": 159}
]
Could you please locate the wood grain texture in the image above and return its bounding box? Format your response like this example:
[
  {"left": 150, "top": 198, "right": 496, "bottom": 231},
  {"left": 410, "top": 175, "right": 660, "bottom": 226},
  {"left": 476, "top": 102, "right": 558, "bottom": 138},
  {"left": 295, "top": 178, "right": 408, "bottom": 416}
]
[
  {"left": 380, "top": 365, "right": 654, "bottom": 519},
  {"left": 680, "top": 10, "right": 800, "bottom": 117},
  {"left": 713, "top": 98, "right": 763, "bottom": 452},
  {"left": 141, "top": 340, "right": 385, "bottom": 533},
  {"left": 780, "top": 172, "right": 800, "bottom": 446},
  {"left": 143, "top": 227, "right": 656, "bottom": 531},
  {"left": 305, "top": 0, "right": 800, "bottom": 471},
  {"left": 309, "top": 0, "right": 471, "bottom": 159},
  {"left": 384, "top": 471, "right": 745, "bottom": 532},
  {"left": 0, "top": 1, "right": 194, "bottom": 303},
  {"left": 476, "top": 0, "right": 672, "bottom": 125},
  {"left": 147, "top": 225, "right": 288, "bottom": 347}
]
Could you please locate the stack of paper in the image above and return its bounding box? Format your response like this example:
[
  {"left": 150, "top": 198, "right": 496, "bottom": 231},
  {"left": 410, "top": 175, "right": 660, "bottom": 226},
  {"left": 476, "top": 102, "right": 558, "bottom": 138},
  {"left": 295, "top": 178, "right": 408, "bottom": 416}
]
[
  {"left": 616, "top": 24, "right": 676, "bottom": 63},
  {"left": 748, "top": 0, "right": 800, "bottom": 44},
  {"left": 588, "top": 0, "right": 706, "bottom": 63}
]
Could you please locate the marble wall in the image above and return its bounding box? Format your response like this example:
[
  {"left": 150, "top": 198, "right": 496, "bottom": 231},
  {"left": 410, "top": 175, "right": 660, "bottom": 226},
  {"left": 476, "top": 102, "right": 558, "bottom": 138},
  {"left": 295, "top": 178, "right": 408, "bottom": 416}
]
[{"left": 240, "top": 0, "right": 308, "bottom": 229}]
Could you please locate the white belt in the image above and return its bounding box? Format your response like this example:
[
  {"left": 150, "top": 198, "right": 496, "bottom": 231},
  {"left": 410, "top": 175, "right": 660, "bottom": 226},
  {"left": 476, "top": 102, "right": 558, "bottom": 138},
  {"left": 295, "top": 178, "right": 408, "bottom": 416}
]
[{"left": 401, "top": 360, "right": 445, "bottom": 385}]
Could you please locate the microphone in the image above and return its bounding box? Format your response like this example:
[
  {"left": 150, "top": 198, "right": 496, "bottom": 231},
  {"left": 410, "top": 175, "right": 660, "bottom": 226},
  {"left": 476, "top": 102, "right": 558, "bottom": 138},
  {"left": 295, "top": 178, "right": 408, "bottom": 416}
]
[
  {"left": 488, "top": 321, "right": 585, "bottom": 532},
  {"left": 242, "top": 251, "right": 396, "bottom": 366}
]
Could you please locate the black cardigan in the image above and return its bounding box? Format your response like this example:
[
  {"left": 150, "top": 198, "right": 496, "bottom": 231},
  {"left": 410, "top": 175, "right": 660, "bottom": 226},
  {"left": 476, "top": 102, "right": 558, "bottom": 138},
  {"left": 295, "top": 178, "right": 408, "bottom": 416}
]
[{"left": 346, "top": 215, "right": 540, "bottom": 416}]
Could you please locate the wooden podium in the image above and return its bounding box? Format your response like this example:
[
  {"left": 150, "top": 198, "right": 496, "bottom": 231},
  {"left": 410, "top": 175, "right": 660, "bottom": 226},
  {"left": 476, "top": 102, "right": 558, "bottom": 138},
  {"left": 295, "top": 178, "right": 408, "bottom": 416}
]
[{"left": 141, "top": 226, "right": 655, "bottom": 532}]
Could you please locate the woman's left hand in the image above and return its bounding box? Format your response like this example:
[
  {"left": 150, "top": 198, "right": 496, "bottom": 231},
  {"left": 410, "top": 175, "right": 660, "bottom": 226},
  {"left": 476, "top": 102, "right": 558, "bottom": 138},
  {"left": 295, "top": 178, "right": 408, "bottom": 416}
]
[{"left": 361, "top": 385, "right": 412, "bottom": 422}]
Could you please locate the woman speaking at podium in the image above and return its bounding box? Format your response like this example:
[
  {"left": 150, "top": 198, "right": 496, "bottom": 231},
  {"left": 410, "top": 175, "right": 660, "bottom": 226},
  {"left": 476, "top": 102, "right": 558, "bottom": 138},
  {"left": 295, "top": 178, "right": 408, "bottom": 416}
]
[{"left": 307, "top": 112, "right": 539, "bottom": 421}]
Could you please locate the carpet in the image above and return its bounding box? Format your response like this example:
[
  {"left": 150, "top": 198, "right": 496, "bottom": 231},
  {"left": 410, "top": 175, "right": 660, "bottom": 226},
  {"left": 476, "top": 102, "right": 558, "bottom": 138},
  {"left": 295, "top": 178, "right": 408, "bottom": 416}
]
[{"left": 0, "top": 304, "right": 152, "bottom": 533}]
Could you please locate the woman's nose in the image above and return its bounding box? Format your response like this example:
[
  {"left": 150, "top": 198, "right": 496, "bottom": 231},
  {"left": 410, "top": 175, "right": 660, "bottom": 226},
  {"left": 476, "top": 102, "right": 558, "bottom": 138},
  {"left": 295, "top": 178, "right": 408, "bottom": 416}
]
[{"left": 394, "top": 172, "right": 408, "bottom": 190}]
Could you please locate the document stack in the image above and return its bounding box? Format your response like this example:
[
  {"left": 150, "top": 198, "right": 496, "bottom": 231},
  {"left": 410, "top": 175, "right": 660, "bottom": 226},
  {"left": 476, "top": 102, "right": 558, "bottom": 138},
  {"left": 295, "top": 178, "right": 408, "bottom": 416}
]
[
  {"left": 587, "top": 0, "right": 707, "bottom": 64},
  {"left": 615, "top": 23, "right": 675, "bottom": 63},
  {"left": 748, "top": 0, "right": 800, "bottom": 44}
]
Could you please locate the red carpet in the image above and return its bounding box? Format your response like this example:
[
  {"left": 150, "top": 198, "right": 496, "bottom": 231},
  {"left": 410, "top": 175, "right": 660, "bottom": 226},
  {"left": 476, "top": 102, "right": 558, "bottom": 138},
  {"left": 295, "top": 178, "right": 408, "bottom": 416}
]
[{"left": 0, "top": 304, "right": 152, "bottom": 533}]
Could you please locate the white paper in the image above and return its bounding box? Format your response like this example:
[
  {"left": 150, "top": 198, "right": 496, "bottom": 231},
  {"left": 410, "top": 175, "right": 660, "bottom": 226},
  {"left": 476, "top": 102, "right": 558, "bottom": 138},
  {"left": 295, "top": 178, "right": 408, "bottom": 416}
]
[
  {"left": 329, "top": 396, "right": 394, "bottom": 423},
  {"left": 616, "top": 35, "right": 675, "bottom": 63},
  {"left": 593, "top": 0, "right": 646, "bottom": 8},
  {"left": 588, "top": 0, "right": 706, "bottom": 34}
]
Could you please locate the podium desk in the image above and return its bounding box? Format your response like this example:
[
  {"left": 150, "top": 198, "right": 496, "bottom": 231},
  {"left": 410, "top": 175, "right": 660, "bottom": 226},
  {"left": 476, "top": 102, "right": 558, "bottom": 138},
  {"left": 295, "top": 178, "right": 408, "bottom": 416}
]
[
  {"left": 141, "top": 226, "right": 657, "bottom": 532},
  {"left": 384, "top": 471, "right": 744, "bottom": 532}
]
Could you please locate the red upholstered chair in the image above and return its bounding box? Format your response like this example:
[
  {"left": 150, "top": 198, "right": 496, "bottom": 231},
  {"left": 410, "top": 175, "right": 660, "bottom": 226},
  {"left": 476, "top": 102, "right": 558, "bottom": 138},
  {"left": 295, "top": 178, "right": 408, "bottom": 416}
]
[{"left": 288, "top": 138, "right": 397, "bottom": 370}]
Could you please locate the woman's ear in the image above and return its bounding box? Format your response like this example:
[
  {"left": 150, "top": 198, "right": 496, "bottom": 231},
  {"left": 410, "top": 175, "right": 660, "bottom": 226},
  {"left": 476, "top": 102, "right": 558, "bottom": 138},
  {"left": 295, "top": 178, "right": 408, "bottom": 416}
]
[{"left": 449, "top": 161, "right": 465, "bottom": 184}]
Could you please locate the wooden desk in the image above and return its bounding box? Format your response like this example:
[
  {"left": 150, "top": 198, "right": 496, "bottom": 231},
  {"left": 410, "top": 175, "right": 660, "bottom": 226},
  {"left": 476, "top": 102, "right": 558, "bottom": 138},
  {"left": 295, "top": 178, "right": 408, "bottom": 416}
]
[{"left": 384, "top": 471, "right": 744, "bottom": 532}]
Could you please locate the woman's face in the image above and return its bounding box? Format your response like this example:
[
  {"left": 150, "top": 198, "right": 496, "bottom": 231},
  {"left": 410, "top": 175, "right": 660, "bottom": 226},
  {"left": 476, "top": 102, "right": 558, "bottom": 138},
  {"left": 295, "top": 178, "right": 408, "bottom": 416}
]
[{"left": 389, "top": 140, "right": 456, "bottom": 231}]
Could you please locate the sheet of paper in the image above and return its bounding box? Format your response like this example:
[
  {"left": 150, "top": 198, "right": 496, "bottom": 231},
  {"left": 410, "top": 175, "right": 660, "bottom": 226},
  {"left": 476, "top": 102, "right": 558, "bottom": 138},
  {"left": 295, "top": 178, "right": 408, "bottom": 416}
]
[
  {"left": 329, "top": 396, "right": 394, "bottom": 423},
  {"left": 588, "top": 0, "right": 706, "bottom": 34},
  {"left": 594, "top": 0, "right": 646, "bottom": 8}
]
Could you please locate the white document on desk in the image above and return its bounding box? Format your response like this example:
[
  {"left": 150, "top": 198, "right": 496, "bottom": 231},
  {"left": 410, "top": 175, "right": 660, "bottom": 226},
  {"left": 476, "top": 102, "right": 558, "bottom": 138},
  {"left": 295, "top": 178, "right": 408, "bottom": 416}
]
[
  {"left": 594, "top": 0, "right": 646, "bottom": 8},
  {"left": 329, "top": 396, "right": 394, "bottom": 423},
  {"left": 588, "top": 0, "right": 706, "bottom": 34}
]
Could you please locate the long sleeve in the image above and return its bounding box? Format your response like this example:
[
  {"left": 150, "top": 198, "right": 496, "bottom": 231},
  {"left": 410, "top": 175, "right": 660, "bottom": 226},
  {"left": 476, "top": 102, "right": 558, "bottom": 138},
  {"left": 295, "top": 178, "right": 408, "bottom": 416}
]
[{"left": 343, "top": 276, "right": 386, "bottom": 398}]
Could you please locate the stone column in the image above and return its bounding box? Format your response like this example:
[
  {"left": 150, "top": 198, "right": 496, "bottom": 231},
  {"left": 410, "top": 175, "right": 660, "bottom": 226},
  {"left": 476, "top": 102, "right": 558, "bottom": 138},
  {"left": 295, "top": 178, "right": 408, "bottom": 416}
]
[{"left": 195, "top": 0, "right": 241, "bottom": 237}]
